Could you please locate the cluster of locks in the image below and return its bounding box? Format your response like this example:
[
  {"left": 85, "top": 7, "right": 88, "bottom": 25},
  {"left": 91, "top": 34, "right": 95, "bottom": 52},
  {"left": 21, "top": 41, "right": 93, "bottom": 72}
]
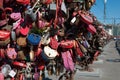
[{"left": 0, "top": 0, "right": 111, "bottom": 80}]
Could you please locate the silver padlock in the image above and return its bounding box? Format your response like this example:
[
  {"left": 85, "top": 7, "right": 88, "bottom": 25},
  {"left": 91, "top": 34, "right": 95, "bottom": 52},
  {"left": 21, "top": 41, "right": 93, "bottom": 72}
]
[
  {"left": 1, "top": 64, "right": 11, "bottom": 77},
  {"left": 11, "top": 30, "right": 16, "bottom": 42},
  {"left": 25, "top": 0, "right": 40, "bottom": 22},
  {"left": 25, "top": 63, "right": 32, "bottom": 79},
  {"left": 44, "top": 66, "right": 49, "bottom": 78}
]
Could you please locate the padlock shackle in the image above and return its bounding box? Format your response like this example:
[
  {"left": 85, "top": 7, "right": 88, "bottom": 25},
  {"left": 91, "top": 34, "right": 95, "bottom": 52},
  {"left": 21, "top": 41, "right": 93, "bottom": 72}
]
[
  {"left": 35, "top": 8, "right": 40, "bottom": 14},
  {"left": 31, "top": 0, "right": 40, "bottom": 10}
]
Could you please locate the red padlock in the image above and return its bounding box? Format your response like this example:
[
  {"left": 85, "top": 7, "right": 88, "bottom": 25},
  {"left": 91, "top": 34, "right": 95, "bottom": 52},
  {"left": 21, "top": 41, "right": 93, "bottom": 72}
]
[
  {"left": 16, "top": 0, "right": 30, "bottom": 5},
  {"left": 0, "top": 30, "right": 10, "bottom": 41},
  {"left": 94, "top": 51, "right": 100, "bottom": 57},
  {"left": 43, "top": 0, "right": 53, "bottom": 4},
  {"left": 19, "top": 73, "right": 24, "bottom": 80},
  {"left": 49, "top": 35, "right": 58, "bottom": 50},
  {"left": 78, "top": 11, "right": 93, "bottom": 24},
  {"left": 4, "top": 7, "right": 13, "bottom": 14},
  {"left": 38, "top": 62, "right": 45, "bottom": 70},
  {"left": 0, "top": 49, "right": 5, "bottom": 59},
  {"left": 59, "top": 40, "right": 74, "bottom": 49},
  {"left": 20, "top": 26, "right": 30, "bottom": 36},
  {"left": 12, "top": 61, "right": 27, "bottom": 68},
  {"left": 34, "top": 47, "right": 42, "bottom": 57},
  {"left": 87, "top": 24, "right": 96, "bottom": 34}
]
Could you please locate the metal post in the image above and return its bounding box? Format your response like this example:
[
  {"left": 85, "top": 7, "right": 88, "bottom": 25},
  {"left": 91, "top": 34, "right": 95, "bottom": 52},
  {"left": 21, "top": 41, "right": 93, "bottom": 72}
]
[
  {"left": 113, "top": 18, "right": 117, "bottom": 36},
  {"left": 104, "top": 0, "right": 107, "bottom": 23}
]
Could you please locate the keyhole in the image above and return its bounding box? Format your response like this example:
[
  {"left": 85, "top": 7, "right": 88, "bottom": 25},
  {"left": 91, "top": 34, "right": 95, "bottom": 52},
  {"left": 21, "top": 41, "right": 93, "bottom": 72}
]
[{"left": 49, "top": 53, "right": 51, "bottom": 56}]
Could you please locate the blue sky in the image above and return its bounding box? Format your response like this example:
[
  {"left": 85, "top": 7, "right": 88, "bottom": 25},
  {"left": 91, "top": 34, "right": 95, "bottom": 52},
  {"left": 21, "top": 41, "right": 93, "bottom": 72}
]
[{"left": 90, "top": 0, "right": 120, "bottom": 24}]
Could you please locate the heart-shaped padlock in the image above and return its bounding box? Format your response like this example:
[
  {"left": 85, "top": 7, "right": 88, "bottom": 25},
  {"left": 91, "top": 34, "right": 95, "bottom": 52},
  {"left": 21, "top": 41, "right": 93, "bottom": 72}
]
[
  {"left": 6, "top": 44, "right": 17, "bottom": 60},
  {"left": 10, "top": 12, "right": 21, "bottom": 21},
  {"left": 27, "top": 33, "right": 41, "bottom": 45},
  {"left": 20, "top": 26, "right": 30, "bottom": 36}
]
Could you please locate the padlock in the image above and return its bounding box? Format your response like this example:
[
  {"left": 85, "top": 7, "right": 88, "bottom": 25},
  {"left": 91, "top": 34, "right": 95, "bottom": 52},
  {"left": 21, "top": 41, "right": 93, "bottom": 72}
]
[
  {"left": 19, "top": 73, "right": 25, "bottom": 80},
  {"left": 17, "top": 50, "right": 26, "bottom": 60},
  {"left": 0, "top": 48, "right": 5, "bottom": 60},
  {"left": 10, "top": 12, "right": 21, "bottom": 21},
  {"left": 1, "top": 64, "right": 11, "bottom": 77},
  {"left": 87, "top": 24, "right": 96, "bottom": 34},
  {"left": 33, "top": 68, "right": 39, "bottom": 80},
  {"left": 6, "top": 44, "right": 17, "bottom": 60},
  {"left": 24, "top": 0, "right": 40, "bottom": 23},
  {"left": 16, "top": 0, "right": 30, "bottom": 5},
  {"left": 12, "top": 18, "right": 24, "bottom": 36},
  {"left": 78, "top": 11, "right": 93, "bottom": 24},
  {"left": 85, "top": 0, "right": 96, "bottom": 10},
  {"left": 70, "top": 16, "right": 80, "bottom": 26},
  {"left": 17, "top": 36, "right": 27, "bottom": 47},
  {"left": 61, "top": 49, "right": 74, "bottom": 72},
  {"left": 12, "top": 61, "right": 27, "bottom": 68},
  {"left": 49, "top": 1, "right": 56, "bottom": 10},
  {"left": 40, "top": 32, "right": 50, "bottom": 45},
  {"left": 19, "top": 26, "right": 30, "bottom": 36},
  {"left": 59, "top": 40, "right": 74, "bottom": 49},
  {"left": 42, "top": 0, "right": 53, "bottom": 4},
  {"left": 0, "top": 19, "right": 9, "bottom": 27},
  {"left": 82, "top": 39, "right": 90, "bottom": 48},
  {"left": 41, "top": 46, "right": 58, "bottom": 61},
  {"left": 2, "top": 25, "right": 12, "bottom": 31},
  {"left": 27, "top": 33, "right": 41, "bottom": 45},
  {"left": 8, "top": 70, "right": 17, "bottom": 78},
  {"left": 34, "top": 46, "right": 42, "bottom": 57},
  {"left": 25, "top": 63, "right": 32, "bottom": 79},
  {"left": 29, "top": 46, "right": 35, "bottom": 61},
  {"left": 55, "top": 60, "right": 62, "bottom": 76},
  {"left": 11, "top": 30, "right": 16, "bottom": 42},
  {"left": 49, "top": 35, "right": 59, "bottom": 50},
  {"left": 37, "top": 11, "right": 50, "bottom": 29},
  {"left": 16, "top": 68, "right": 26, "bottom": 80},
  {"left": 4, "top": 7, "right": 13, "bottom": 15}
]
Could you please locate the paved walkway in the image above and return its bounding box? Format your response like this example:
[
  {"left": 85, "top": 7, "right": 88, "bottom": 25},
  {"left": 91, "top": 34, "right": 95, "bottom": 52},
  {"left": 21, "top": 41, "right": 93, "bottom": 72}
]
[{"left": 75, "top": 40, "right": 120, "bottom": 80}]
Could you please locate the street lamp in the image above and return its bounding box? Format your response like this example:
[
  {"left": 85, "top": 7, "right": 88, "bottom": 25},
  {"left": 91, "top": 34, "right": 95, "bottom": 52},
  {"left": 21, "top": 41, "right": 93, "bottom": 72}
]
[{"left": 104, "top": 0, "right": 107, "bottom": 23}]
